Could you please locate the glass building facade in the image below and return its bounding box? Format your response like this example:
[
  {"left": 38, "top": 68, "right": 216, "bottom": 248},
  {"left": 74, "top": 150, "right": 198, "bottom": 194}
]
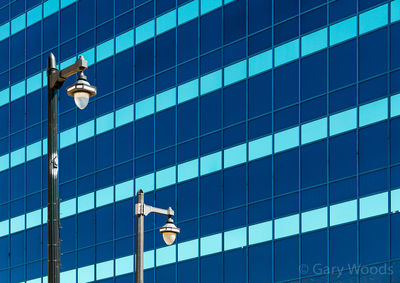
[{"left": 0, "top": 0, "right": 400, "bottom": 281}]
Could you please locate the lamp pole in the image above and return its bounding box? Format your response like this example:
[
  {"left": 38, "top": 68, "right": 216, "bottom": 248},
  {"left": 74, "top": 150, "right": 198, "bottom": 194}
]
[{"left": 135, "top": 190, "right": 180, "bottom": 283}]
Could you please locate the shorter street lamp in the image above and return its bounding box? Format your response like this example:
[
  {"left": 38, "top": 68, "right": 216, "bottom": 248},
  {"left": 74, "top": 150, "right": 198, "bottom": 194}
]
[{"left": 135, "top": 189, "right": 180, "bottom": 283}]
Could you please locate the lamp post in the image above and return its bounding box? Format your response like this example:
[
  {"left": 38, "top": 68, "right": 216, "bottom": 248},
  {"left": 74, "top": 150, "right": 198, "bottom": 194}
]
[
  {"left": 46, "top": 53, "right": 96, "bottom": 283},
  {"left": 135, "top": 190, "right": 180, "bottom": 283}
]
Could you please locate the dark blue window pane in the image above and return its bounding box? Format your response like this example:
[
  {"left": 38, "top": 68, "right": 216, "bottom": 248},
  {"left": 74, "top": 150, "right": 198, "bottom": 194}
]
[{"left": 329, "top": 40, "right": 356, "bottom": 91}]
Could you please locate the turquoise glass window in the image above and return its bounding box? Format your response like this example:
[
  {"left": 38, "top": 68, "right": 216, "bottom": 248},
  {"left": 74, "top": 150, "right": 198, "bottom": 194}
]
[
  {"left": 301, "top": 28, "right": 327, "bottom": 57},
  {"left": 27, "top": 73, "right": 42, "bottom": 94},
  {"left": 274, "top": 126, "right": 299, "bottom": 153},
  {"left": 60, "top": 198, "right": 76, "bottom": 218},
  {"left": 11, "top": 148, "right": 25, "bottom": 167},
  {"left": 156, "top": 166, "right": 176, "bottom": 189},
  {"left": 178, "top": 79, "right": 199, "bottom": 103},
  {"left": 330, "top": 199, "right": 357, "bottom": 226},
  {"left": 329, "top": 16, "right": 357, "bottom": 46},
  {"left": 248, "top": 135, "right": 272, "bottom": 161},
  {"left": 43, "top": 138, "right": 47, "bottom": 155},
  {"left": 116, "top": 255, "right": 134, "bottom": 276},
  {"left": 61, "top": 0, "right": 76, "bottom": 9},
  {"left": 224, "top": 60, "right": 247, "bottom": 86},
  {"left": 135, "top": 173, "right": 154, "bottom": 193},
  {"left": 60, "top": 127, "right": 76, "bottom": 149},
  {"left": 359, "top": 98, "right": 388, "bottom": 127},
  {"left": 43, "top": 0, "right": 59, "bottom": 17},
  {"left": 200, "top": 70, "right": 222, "bottom": 95},
  {"left": 201, "top": 0, "right": 222, "bottom": 15},
  {"left": 11, "top": 81, "right": 26, "bottom": 101},
  {"left": 136, "top": 20, "right": 155, "bottom": 45},
  {"left": 115, "top": 105, "right": 134, "bottom": 127},
  {"left": 144, "top": 250, "right": 154, "bottom": 269},
  {"left": 391, "top": 94, "right": 400, "bottom": 117},
  {"left": 96, "top": 260, "right": 114, "bottom": 280},
  {"left": 178, "top": 0, "right": 199, "bottom": 25},
  {"left": 329, "top": 108, "right": 357, "bottom": 136},
  {"left": 359, "top": 192, "right": 388, "bottom": 219},
  {"left": 0, "top": 22, "right": 9, "bottom": 41},
  {"left": 301, "top": 117, "right": 327, "bottom": 145},
  {"left": 301, "top": 207, "right": 327, "bottom": 233},
  {"left": 80, "top": 48, "right": 95, "bottom": 66},
  {"left": 178, "top": 239, "right": 199, "bottom": 261},
  {"left": 78, "top": 266, "right": 94, "bottom": 283},
  {"left": 116, "top": 30, "right": 134, "bottom": 54},
  {"left": 135, "top": 96, "right": 155, "bottom": 120},
  {"left": 96, "top": 39, "right": 115, "bottom": 62},
  {"left": 78, "top": 120, "right": 95, "bottom": 142},
  {"left": 156, "top": 10, "right": 176, "bottom": 35},
  {"left": 96, "top": 113, "right": 114, "bottom": 134},
  {"left": 27, "top": 141, "right": 42, "bottom": 161},
  {"left": 60, "top": 57, "right": 76, "bottom": 70},
  {"left": 61, "top": 270, "right": 77, "bottom": 282},
  {"left": 11, "top": 215, "right": 25, "bottom": 233},
  {"left": 26, "top": 209, "right": 41, "bottom": 229},
  {"left": 96, "top": 186, "right": 114, "bottom": 207},
  {"left": 224, "top": 143, "right": 247, "bottom": 169},
  {"left": 156, "top": 245, "right": 176, "bottom": 266},
  {"left": 224, "top": 227, "right": 247, "bottom": 251},
  {"left": 78, "top": 193, "right": 94, "bottom": 213},
  {"left": 178, "top": 159, "right": 198, "bottom": 182},
  {"left": 115, "top": 180, "right": 133, "bottom": 202},
  {"left": 274, "top": 214, "right": 299, "bottom": 239},
  {"left": 248, "top": 50, "right": 272, "bottom": 77},
  {"left": 0, "top": 89, "right": 9, "bottom": 107},
  {"left": 200, "top": 233, "right": 222, "bottom": 256},
  {"left": 27, "top": 5, "right": 42, "bottom": 26},
  {"left": 274, "top": 39, "right": 299, "bottom": 67},
  {"left": 392, "top": 0, "right": 400, "bottom": 22},
  {"left": 359, "top": 4, "right": 388, "bottom": 35},
  {"left": 392, "top": 189, "right": 400, "bottom": 212},
  {"left": 43, "top": 207, "right": 47, "bottom": 224},
  {"left": 11, "top": 14, "right": 26, "bottom": 35},
  {"left": 249, "top": 221, "right": 272, "bottom": 245},
  {"left": 156, "top": 88, "right": 176, "bottom": 112},
  {"left": 0, "top": 220, "right": 8, "bottom": 237},
  {"left": 200, "top": 151, "right": 222, "bottom": 175}
]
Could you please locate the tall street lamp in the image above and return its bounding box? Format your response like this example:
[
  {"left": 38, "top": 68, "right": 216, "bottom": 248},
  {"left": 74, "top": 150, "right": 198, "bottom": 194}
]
[
  {"left": 46, "top": 53, "right": 96, "bottom": 283},
  {"left": 135, "top": 189, "right": 180, "bottom": 283}
]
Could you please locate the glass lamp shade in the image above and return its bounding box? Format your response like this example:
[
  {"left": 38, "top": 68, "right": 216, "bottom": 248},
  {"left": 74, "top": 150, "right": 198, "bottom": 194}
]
[
  {"left": 73, "top": 91, "right": 90, "bottom": 110},
  {"left": 162, "top": 231, "right": 177, "bottom": 246}
]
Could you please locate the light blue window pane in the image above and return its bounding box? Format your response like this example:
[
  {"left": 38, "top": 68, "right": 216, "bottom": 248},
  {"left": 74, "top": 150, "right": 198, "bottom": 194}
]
[
  {"left": 201, "top": 0, "right": 222, "bottom": 15},
  {"left": 27, "top": 73, "right": 42, "bottom": 94},
  {"left": 224, "top": 143, "right": 247, "bottom": 169},
  {"left": 26, "top": 209, "right": 41, "bottom": 229},
  {"left": 178, "top": 79, "right": 198, "bottom": 104},
  {"left": 116, "top": 30, "right": 134, "bottom": 53},
  {"left": 224, "top": 60, "right": 247, "bottom": 86},
  {"left": 60, "top": 127, "right": 76, "bottom": 149},
  {"left": 301, "top": 207, "right": 327, "bottom": 233},
  {"left": 60, "top": 270, "right": 76, "bottom": 283},
  {"left": 248, "top": 50, "right": 272, "bottom": 77},
  {"left": 156, "top": 166, "right": 176, "bottom": 189},
  {"left": 61, "top": 0, "right": 76, "bottom": 9},
  {"left": 156, "top": 88, "right": 176, "bottom": 112},
  {"left": 301, "top": 117, "right": 327, "bottom": 145},
  {"left": 78, "top": 265, "right": 94, "bottom": 283},
  {"left": 359, "top": 98, "right": 388, "bottom": 127},
  {"left": 392, "top": 0, "right": 400, "bottom": 22},
  {"left": 329, "top": 16, "right": 357, "bottom": 46},
  {"left": 0, "top": 88, "right": 9, "bottom": 107},
  {"left": 156, "top": 245, "right": 176, "bottom": 266},
  {"left": 11, "top": 81, "right": 26, "bottom": 101},
  {"left": 249, "top": 221, "right": 272, "bottom": 245},
  {"left": 78, "top": 120, "right": 95, "bottom": 142},
  {"left": 42, "top": 207, "right": 47, "bottom": 224},
  {"left": 0, "top": 220, "right": 9, "bottom": 237},
  {"left": 96, "top": 186, "right": 114, "bottom": 207},
  {"left": 27, "top": 5, "right": 42, "bottom": 26},
  {"left": 80, "top": 48, "right": 95, "bottom": 66},
  {"left": 274, "top": 214, "right": 299, "bottom": 239},
  {"left": 360, "top": 192, "right": 388, "bottom": 219},
  {"left": 224, "top": 0, "right": 235, "bottom": 4},
  {"left": 135, "top": 173, "right": 154, "bottom": 193},
  {"left": 301, "top": 28, "right": 327, "bottom": 57},
  {"left": 78, "top": 192, "right": 94, "bottom": 213},
  {"left": 274, "top": 126, "right": 299, "bottom": 153},
  {"left": 391, "top": 94, "right": 400, "bottom": 117},
  {"left": 330, "top": 200, "right": 357, "bottom": 226},
  {"left": 135, "top": 96, "right": 155, "bottom": 120},
  {"left": 115, "top": 105, "right": 134, "bottom": 127},
  {"left": 28, "top": 278, "right": 42, "bottom": 283},
  {"left": 60, "top": 57, "right": 76, "bottom": 70},
  {"left": 249, "top": 135, "right": 272, "bottom": 161},
  {"left": 392, "top": 189, "right": 400, "bottom": 212},
  {"left": 0, "top": 22, "right": 10, "bottom": 41},
  {"left": 200, "top": 151, "right": 222, "bottom": 175},
  {"left": 43, "top": 0, "right": 59, "bottom": 17},
  {"left": 11, "top": 14, "right": 26, "bottom": 35},
  {"left": 43, "top": 138, "right": 47, "bottom": 155},
  {"left": 359, "top": 4, "right": 388, "bottom": 35},
  {"left": 136, "top": 20, "right": 155, "bottom": 45},
  {"left": 200, "top": 233, "right": 222, "bottom": 256},
  {"left": 115, "top": 180, "right": 133, "bottom": 202},
  {"left": 224, "top": 227, "right": 247, "bottom": 251},
  {"left": 178, "top": 159, "right": 198, "bottom": 182},
  {"left": 96, "top": 260, "right": 114, "bottom": 280},
  {"left": 96, "top": 113, "right": 114, "bottom": 134},
  {"left": 178, "top": 239, "right": 198, "bottom": 261},
  {"left": 10, "top": 215, "right": 25, "bottom": 234},
  {"left": 144, "top": 250, "right": 154, "bottom": 269},
  {"left": 96, "top": 39, "right": 115, "bottom": 62},
  {"left": 27, "top": 141, "right": 42, "bottom": 161},
  {"left": 43, "top": 70, "right": 47, "bottom": 86},
  {"left": 115, "top": 255, "right": 134, "bottom": 276},
  {"left": 157, "top": 10, "right": 176, "bottom": 35},
  {"left": 274, "top": 39, "right": 299, "bottom": 67},
  {"left": 200, "top": 70, "right": 222, "bottom": 95},
  {"left": 178, "top": 0, "right": 199, "bottom": 25},
  {"left": 11, "top": 148, "right": 25, "bottom": 167},
  {"left": 329, "top": 108, "right": 357, "bottom": 136},
  {"left": 60, "top": 198, "right": 76, "bottom": 218}
]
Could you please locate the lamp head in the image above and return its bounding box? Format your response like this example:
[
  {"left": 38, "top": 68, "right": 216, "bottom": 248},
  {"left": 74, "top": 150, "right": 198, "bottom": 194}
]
[
  {"left": 66, "top": 72, "right": 96, "bottom": 110},
  {"left": 159, "top": 217, "right": 180, "bottom": 246}
]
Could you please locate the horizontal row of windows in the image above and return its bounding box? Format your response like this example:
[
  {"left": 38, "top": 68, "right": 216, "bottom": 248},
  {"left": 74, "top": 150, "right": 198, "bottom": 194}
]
[
  {"left": 13, "top": 188, "right": 400, "bottom": 283},
  {"left": 0, "top": 0, "right": 397, "bottom": 110}
]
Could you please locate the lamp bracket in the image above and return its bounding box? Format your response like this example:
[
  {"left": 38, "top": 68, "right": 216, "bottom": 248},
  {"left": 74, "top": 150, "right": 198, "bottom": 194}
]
[
  {"left": 135, "top": 203, "right": 174, "bottom": 217},
  {"left": 48, "top": 56, "right": 88, "bottom": 89}
]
